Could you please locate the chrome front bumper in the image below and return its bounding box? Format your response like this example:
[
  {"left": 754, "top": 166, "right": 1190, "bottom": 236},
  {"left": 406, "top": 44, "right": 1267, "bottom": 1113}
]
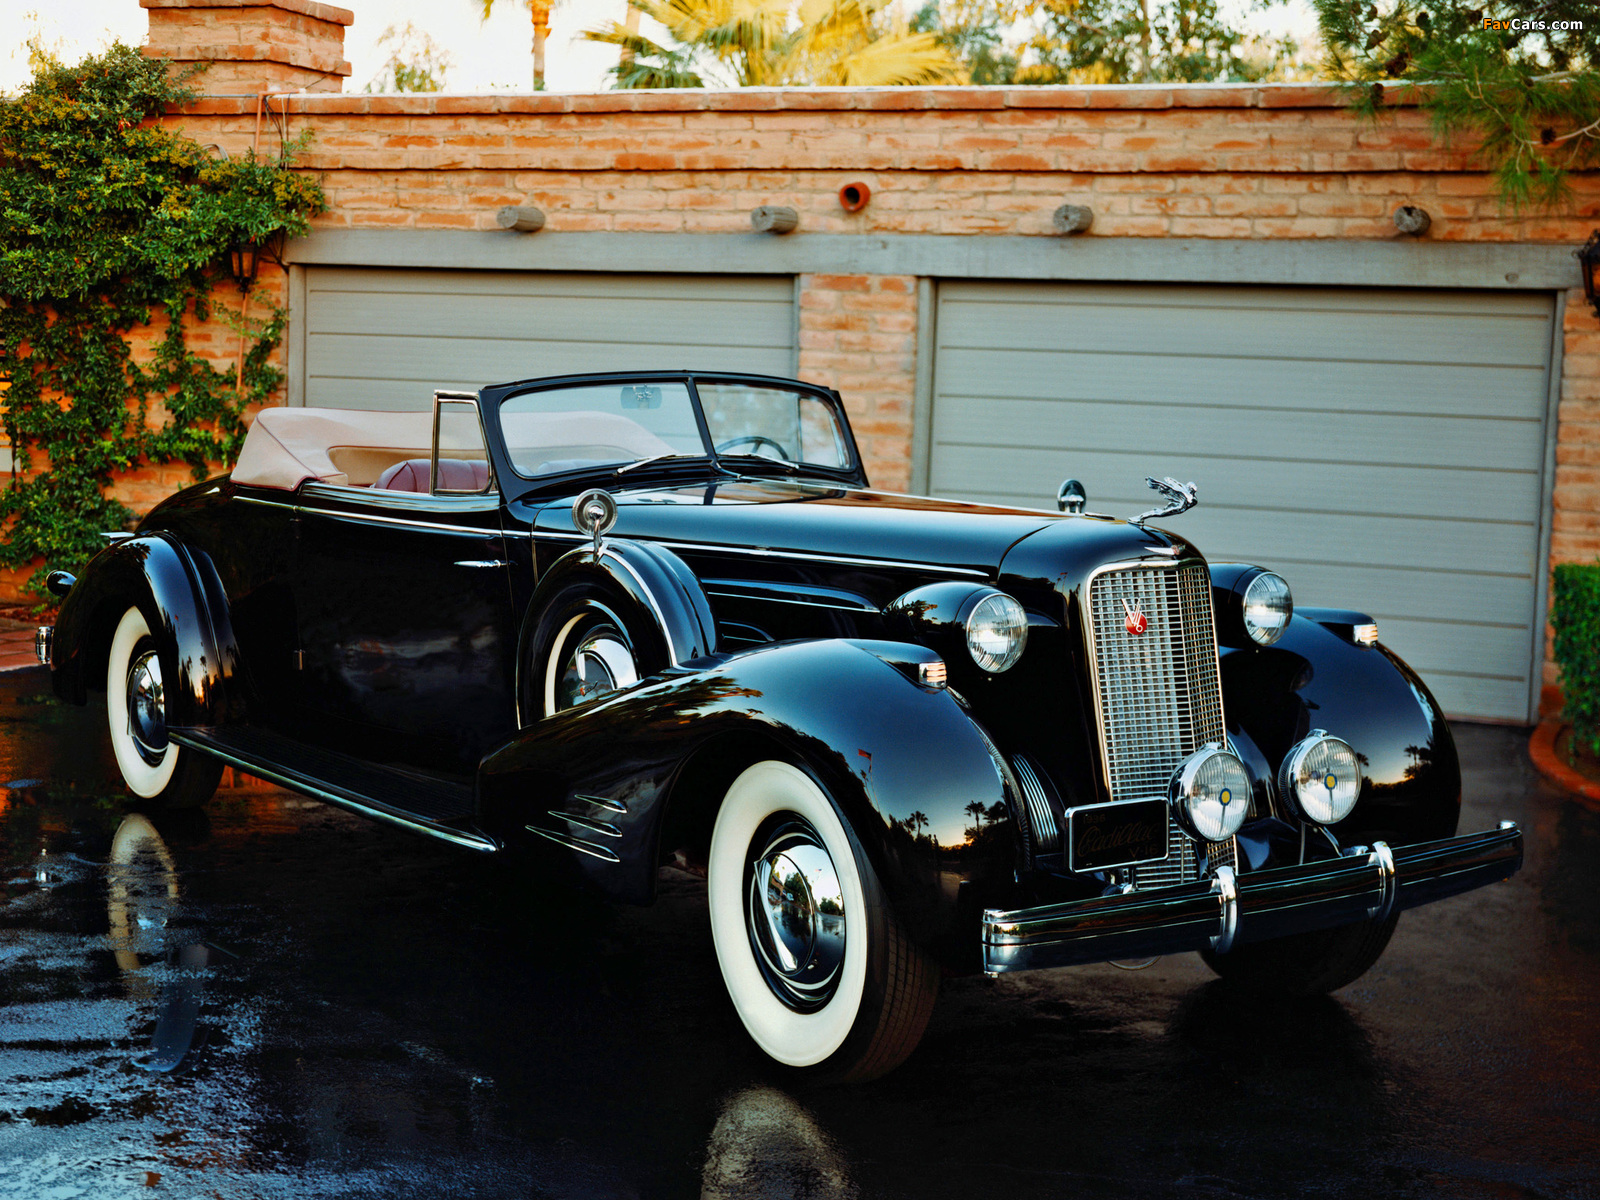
[
  {"left": 35, "top": 625, "right": 53, "bottom": 670},
  {"left": 981, "top": 822, "right": 1523, "bottom": 976}
]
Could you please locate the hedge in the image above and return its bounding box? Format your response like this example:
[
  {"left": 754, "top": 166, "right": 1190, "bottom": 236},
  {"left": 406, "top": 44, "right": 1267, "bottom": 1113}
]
[{"left": 1552, "top": 560, "right": 1600, "bottom": 758}]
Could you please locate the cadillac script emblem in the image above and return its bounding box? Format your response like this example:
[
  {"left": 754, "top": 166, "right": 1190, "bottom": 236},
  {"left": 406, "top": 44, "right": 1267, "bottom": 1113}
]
[{"left": 1122, "top": 596, "right": 1148, "bottom": 636}]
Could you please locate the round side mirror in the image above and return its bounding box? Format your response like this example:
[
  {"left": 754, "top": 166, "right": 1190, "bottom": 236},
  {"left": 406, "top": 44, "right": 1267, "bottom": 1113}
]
[
  {"left": 572, "top": 488, "right": 619, "bottom": 554},
  {"left": 1057, "top": 478, "right": 1087, "bottom": 514}
]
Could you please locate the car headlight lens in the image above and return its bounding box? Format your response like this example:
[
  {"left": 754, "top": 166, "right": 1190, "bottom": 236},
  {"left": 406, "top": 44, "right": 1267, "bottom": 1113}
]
[
  {"left": 1278, "top": 732, "right": 1361, "bottom": 826},
  {"left": 966, "top": 593, "right": 1028, "bottom": 673},
  {"left": 1168, "top": 747, "right": 1251, "bottom": 843},
  {"left": 1242, "top": 571, "right": 1292, "bottom": 645}
]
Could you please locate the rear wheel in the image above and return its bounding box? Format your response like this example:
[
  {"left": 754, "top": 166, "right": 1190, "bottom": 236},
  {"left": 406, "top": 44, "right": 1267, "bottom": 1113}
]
[
  {"left": 1200, "top": 911, "right": 1399, "bottom": 995},
  {"left": 105, "top": 606, "right": 222, "bottom": 809},
  {"left": 707, "top": 761, "right": 938, "bottom": 1083}
]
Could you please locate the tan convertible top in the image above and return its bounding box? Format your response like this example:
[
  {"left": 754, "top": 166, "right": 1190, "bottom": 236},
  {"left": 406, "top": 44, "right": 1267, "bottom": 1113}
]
[{"left": 232, "top": 406, "right": 675, "bottom": 491}]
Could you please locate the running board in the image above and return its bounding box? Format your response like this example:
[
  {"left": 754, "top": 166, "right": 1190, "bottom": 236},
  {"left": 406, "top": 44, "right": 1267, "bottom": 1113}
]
[{"left": 169, "top": 726, "right": 498, "bottom": 853}]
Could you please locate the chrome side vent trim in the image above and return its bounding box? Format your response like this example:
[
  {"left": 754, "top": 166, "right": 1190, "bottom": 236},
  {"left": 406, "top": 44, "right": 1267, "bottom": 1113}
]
[{"left": 1011, "top": 754, "right": 1061, "bottom": 854}]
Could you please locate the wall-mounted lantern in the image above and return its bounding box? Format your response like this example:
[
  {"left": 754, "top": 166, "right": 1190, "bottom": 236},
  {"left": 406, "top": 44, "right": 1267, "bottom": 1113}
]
[
  {"left": 1052, "top": 204, "right": 1093, "bottom": 235},
  {"left": 838, "top": 182, "right": 871, "bottom": 213},
  {"left": 751, "top": 205, "right": 799, "bottom": 234},
  {"left": 1393, "top": 205, "right": 1431, "bottom": 235},
  {"left": 1578, "top": 231, "right": 1600, "bottom": 319},
  {"left": 227, "top": 229, "right": 284, "bottom": 291},
  {"left": 497, "top": 205, "right": 547, "bottom": 232}
]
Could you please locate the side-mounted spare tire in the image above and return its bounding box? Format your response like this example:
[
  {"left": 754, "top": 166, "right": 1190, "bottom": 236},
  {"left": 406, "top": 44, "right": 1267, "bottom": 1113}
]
[{"left": 105, "top": 605, "right": 222, "bottom": 809}]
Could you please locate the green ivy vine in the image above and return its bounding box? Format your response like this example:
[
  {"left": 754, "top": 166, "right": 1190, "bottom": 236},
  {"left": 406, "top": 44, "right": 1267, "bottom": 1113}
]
[{"left": 0, "top": 43, "right": 326, "bottom": 599}]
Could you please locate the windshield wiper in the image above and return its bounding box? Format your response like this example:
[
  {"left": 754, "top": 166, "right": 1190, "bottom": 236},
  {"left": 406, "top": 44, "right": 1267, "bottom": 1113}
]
[
  {"left": 715, "top": 453, "right": 800, "bottom": 474},
  {"left": 613, "top": 452, "right": 720, "bottom": 476}
]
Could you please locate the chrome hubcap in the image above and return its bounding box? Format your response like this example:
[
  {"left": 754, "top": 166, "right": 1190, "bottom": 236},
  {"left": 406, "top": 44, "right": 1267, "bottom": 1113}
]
[
  {"left": 126, "top": 649, "right": 167, "bottom": 766},
  {"left": 747, "top": 819, "right": 847, "bottom": 1012},
  {"left": 555, "top": 625, "right": 637, "bottom": 711}
]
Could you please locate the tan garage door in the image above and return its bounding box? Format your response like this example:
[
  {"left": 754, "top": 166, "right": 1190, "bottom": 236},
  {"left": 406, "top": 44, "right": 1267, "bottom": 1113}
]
[
  {"left": 928, "top": 281, "right": 1557, "bottom": 722},
  {"left": 297, "top": 268, "right": 797, "bottom": 410}
]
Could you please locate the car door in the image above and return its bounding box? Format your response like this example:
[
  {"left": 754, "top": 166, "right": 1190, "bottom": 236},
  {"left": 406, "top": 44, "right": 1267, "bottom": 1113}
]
[{"left": 288, "top": 399, "right": 517, "bottom": 774}]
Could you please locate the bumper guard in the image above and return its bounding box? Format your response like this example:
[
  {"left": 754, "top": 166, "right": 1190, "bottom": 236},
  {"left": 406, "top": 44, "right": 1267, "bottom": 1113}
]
[{"left": 981, "top": 822, "right": 1523, "bottom": 976}]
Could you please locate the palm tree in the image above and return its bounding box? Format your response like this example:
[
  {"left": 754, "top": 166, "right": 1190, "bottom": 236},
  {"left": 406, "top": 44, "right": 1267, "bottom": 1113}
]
[
  {"left": 479, "top": 0, "right": 557, "bottom": 90},
  {"left": 582, "top": 0, "right": 961, "bottom": 89}
]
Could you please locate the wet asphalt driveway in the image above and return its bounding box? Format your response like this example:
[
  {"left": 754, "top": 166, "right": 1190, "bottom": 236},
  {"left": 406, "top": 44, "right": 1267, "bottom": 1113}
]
[{"left": 0, "top": 664, "right": 1597, "bottom": 1200}]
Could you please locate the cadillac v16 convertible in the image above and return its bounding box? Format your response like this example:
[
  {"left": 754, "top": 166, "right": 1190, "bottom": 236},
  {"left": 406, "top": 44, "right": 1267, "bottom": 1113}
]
[{"left": 36, "top": 371, "right": 1523, "bottom": 1081}]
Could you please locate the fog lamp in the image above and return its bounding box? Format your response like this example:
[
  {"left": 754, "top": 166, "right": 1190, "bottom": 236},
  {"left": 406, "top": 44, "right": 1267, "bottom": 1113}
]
[
  {"left": 1278, "top": 731, "right": 1362, "bottom": 826},
  {"left": 1168, "top": 746, "right": 1251, "bottom": 843}
]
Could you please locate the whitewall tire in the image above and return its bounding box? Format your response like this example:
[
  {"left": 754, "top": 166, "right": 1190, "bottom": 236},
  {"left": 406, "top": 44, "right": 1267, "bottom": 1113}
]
[
  {"left": 707, "top": 760, "right": 938, "bottom": 1081},
  {"left": 105, "top": 606, "right": 221, "bottom": 809}
]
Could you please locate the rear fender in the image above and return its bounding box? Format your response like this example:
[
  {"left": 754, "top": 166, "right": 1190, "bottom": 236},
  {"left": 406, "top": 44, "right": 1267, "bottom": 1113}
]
[
  {"left": 479, "top": 638, "right": 1016, "bottom": 956},
  {"left": 51, "top": 535, "right": 239, "bottom": 726}
]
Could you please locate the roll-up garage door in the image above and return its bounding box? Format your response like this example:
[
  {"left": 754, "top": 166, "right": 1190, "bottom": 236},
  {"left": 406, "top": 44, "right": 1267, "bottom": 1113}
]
[
  {"left": 298, "top": 269, "right": 796, "bottom": 410},
  {"left": 928, "top": 282, "right": 1556, "bottom": 723}
]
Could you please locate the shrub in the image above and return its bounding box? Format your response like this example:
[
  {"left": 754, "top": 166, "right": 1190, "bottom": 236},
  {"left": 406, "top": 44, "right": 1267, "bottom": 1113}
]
[
  {"left": 0, "top": 43, "right": 325, "bottom": 599},
  {"left": 1552, "top": 560, "right": 1600, "bottom": 758}
]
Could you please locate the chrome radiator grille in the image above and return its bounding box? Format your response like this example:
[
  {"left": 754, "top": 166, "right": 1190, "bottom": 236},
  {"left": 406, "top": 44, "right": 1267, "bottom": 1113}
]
[{"left": 1086, "top": 560, "right": 1233, "bottom": 886}]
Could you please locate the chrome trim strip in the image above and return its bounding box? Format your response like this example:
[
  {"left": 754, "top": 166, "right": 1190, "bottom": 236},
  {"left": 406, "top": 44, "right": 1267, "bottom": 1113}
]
[
  {"left": 533, "top": 529, "right": 989, "bottom": 578},
  {"left": 551, "top": 810, "right": 622, "bottom": 839},
  {"left": 703, "top": 584, "right": 877, "bottom": 612},
  {"left": 1369, "top": 840, "right": 1397, "bottom": 922},
  {"left": 453, "top": 560, "right": 509, "bottom": 569},
  {"left": 234, "top": 495, "right": 297, "bottom": 510},
  {"left": 1211, "top": 865, "right": 1239, "bottom": 953},
  {"left": 304, "top": 509, "right": 501, "bottom": 537},
  {"left": 576, "top": 793, "right": 628, "bottom": 814},
  {"left": 525, "top": 824, "right": 622, "bottom": 863},
  {"left": 166, "top": 731, "right": 497, "bottom": 853}
]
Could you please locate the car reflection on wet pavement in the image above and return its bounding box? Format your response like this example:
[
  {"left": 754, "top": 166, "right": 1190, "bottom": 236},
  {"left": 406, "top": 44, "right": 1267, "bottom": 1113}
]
[{"left": 0, "top": 665, "right": 1597, "bottom": 1200}]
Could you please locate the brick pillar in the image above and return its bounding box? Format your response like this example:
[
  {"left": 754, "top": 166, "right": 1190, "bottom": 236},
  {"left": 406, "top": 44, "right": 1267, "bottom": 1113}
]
[
  {"left": 141, "top": 0, "right": 354, "bottom": 93},
  {"left": 798, "top": 274, "right": 919, "bottom": 492}
]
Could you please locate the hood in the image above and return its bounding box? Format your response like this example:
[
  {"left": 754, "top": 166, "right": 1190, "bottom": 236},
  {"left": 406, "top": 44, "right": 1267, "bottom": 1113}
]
[{"left": 528, "top": 478, "right": 1180, "bottom": 578}]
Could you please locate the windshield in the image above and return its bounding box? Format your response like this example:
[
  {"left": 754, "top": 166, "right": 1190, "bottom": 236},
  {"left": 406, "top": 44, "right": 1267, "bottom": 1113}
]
[
  {"left": 497, "top": 377, "right": 854, "bottom": 479},
  {"left": 699, "top": 382, "right": 851, "bottom": 470},
  {"left": 500, "top": 381, "right": 703, "bottom": 478}
]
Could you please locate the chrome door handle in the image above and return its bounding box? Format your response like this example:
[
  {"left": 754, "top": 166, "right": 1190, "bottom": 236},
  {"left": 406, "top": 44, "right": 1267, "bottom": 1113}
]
[{"left": 452, "top": 560, "right": 509, "bottom": 568}]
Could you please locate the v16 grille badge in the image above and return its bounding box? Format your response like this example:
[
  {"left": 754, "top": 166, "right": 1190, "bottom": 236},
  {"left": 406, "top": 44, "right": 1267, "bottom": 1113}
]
[{"left": 1121, "top": 596, "right": 1148, "bottom": 636}]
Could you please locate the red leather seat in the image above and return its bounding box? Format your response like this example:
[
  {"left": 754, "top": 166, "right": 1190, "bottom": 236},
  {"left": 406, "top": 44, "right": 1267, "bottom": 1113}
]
[{"left": 374, "top": 458, "right": 489, "bottom": 493}]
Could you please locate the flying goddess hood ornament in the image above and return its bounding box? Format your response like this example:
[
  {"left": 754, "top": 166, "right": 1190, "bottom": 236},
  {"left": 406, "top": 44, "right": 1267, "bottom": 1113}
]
[{"left": 1130, "top": 476, "right": 1198, "bottom": 526}]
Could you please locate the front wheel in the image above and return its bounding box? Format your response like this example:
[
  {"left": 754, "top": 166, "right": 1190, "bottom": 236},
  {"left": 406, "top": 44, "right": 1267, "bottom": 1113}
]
[
  {"left": 707, "top": 761, "right": 938, "bottom": 1083},
  {"left": 105, "top": 606, "right": 222, "bottom": 809},
  {"left": 1200, "top": 911, "right": 1399, "bottom": 995}
]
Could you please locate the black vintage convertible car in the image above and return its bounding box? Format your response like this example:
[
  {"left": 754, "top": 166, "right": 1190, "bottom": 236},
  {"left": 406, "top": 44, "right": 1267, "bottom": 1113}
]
[{"left": 37, "top": 371, "right": 1522, "bottom": 1081}]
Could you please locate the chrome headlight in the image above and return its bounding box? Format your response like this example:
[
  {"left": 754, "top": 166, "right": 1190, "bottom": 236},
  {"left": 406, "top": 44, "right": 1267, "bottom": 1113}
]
[
  {"left": 966, "top": 592, "right": 1028, "bottom": 673},
  {"left": 1168, "top": 746, "right": 1251, "bottom": 843},
  {"left": 1241, "top": 571, "right": 1292, "bottom": 645},
  {"left": 1278, "top": 731, "right": 1361, "bottom": 826}
]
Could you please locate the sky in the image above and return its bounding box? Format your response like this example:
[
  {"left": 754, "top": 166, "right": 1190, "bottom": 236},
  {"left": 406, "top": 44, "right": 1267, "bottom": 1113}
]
[{"left": 0, "top": 0, "right": 1321, "bottom": 95}]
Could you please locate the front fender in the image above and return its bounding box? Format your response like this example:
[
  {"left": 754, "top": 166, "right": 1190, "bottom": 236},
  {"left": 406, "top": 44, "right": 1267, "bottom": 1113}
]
[
  {"left": 478, "top": 638, "right": 1016, "bottom": 957},
  {"left": 50, "top": 534, "right": 239, "bottom": 726},
  {"left": 1221, "top": 614, "right": 1460, "bottom": 846}
]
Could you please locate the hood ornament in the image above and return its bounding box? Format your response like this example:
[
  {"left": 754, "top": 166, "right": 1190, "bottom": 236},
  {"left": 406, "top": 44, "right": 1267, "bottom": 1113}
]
[{"left": 1130, "top": 476, "right": 1197, "bottom": 526}]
